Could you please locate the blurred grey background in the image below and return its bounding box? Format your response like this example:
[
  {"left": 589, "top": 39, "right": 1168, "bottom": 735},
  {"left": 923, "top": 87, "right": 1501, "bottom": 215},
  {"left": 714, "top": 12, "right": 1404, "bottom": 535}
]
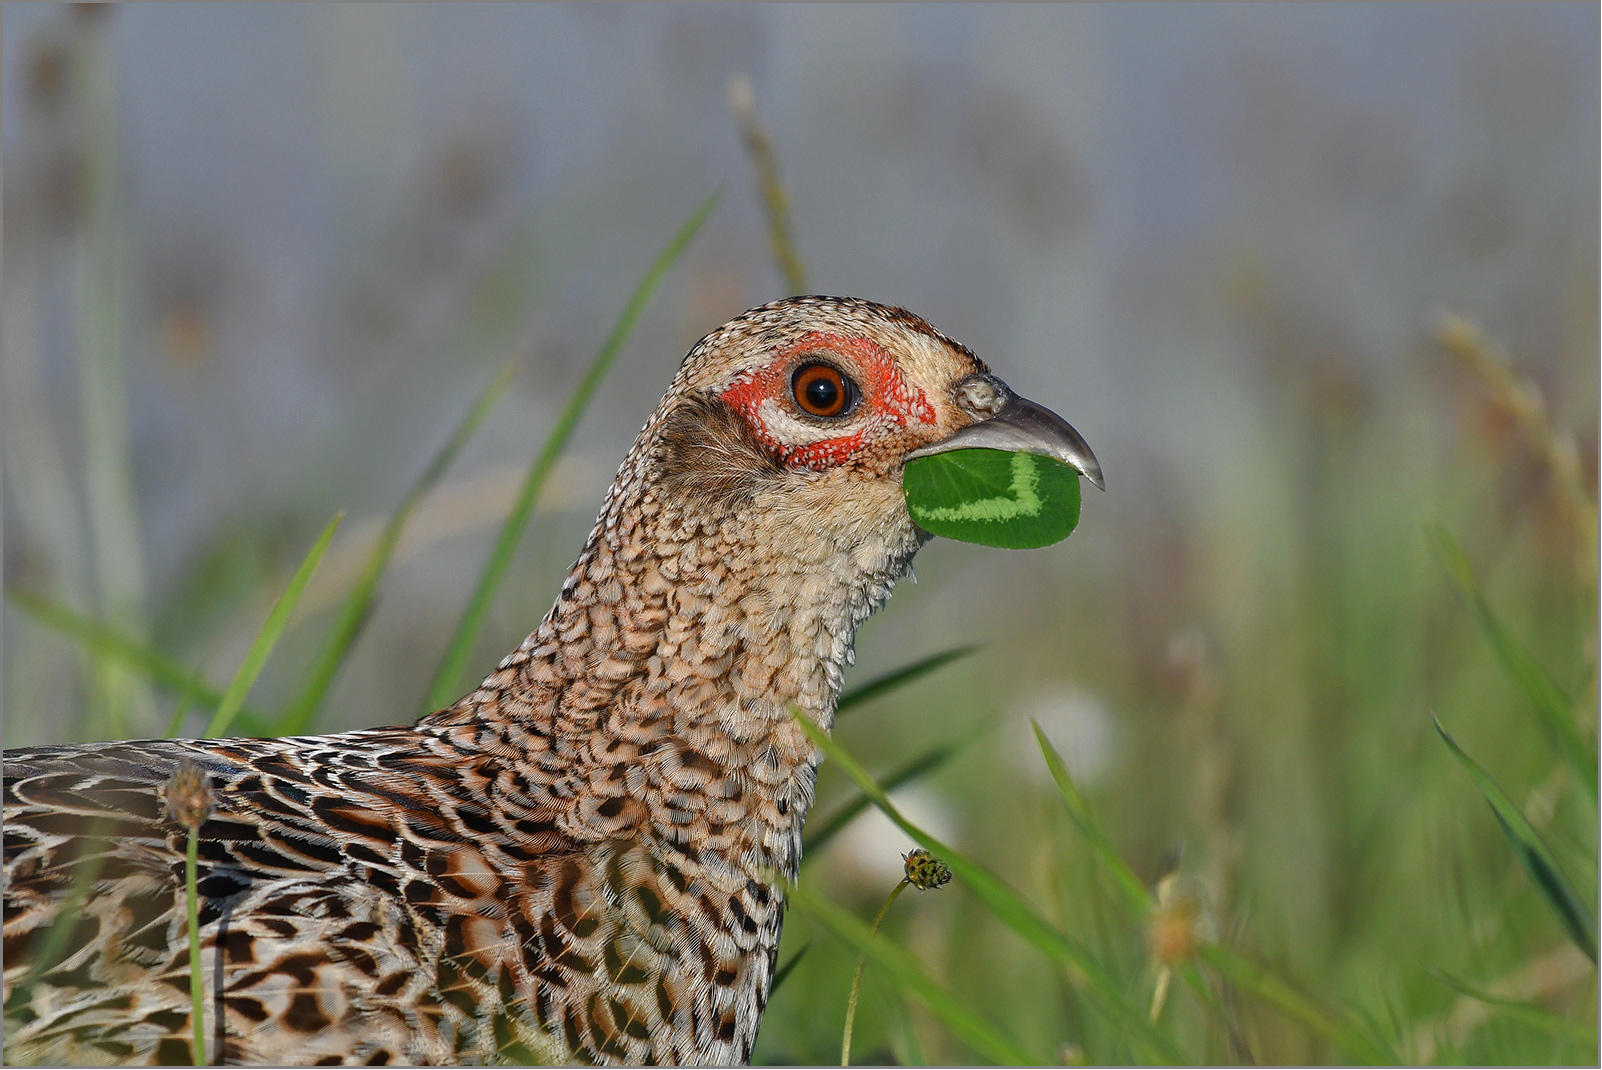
[
  {"left": 4, "top": 6, "right": 1598, "bottom": 1063},
  {"left": 6, "top": 3, "right": 1593, "bottom": 746}
]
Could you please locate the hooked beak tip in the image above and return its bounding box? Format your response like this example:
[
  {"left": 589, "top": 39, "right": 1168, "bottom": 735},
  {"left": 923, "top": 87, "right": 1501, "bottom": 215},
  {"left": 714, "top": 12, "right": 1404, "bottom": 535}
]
[{"left": 907, "top": 391, "right": 1105, "bottom": 491}]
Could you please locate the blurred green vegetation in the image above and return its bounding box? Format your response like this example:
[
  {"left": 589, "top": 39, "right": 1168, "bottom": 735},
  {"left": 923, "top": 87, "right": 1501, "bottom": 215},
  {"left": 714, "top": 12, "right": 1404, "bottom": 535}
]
[{"left": 3, "top": 8, "right": 1597, "bottom": 1066}]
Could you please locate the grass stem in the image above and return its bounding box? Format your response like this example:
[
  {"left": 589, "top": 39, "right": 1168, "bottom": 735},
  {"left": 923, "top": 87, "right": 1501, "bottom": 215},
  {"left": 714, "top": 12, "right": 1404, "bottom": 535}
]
[
  {"left": 74, "top": 7, "right": 153, "bottom": 740},
  {"left": 841, "top": 878, "right": 909, "bottom": 1066},
  {"left": 186, "top": 825, "right": 203, "bottom": 1064}
]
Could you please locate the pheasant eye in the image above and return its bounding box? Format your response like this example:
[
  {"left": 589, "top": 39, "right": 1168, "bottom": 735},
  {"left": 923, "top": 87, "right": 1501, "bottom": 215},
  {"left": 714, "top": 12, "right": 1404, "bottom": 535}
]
[{"left": 792, "top": 362, "right": 857, "bottom": 418}]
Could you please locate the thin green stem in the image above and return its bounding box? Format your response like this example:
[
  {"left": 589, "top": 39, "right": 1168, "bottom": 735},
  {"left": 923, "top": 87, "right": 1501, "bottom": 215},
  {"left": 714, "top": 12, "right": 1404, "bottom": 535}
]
[
  {"left": 75, "top": 10, "right": 152, "bottom": 740},
  {"left": 4, "top": 590, "right": 282, "bottom": 734},
  {"left": 834, "top": 646, "right": 977, "bottom": 718},
  {"left": 841, "top": 878, "right": 910, "bottom": 1066},
  {"left": 186, "top": 826, "right": 204, "bottom": 1064}
]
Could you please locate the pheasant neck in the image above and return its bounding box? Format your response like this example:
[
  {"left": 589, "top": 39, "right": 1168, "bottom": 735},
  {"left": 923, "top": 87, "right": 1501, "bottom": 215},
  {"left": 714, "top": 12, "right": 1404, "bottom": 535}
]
[{"left": 439, "top": 476, "right": 924, "bottom": 880}]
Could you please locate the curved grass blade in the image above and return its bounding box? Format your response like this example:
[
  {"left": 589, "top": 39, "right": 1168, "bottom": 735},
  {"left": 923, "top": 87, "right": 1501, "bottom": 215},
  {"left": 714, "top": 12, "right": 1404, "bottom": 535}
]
[
  {"left": 1429, "top": 968, "right": 1599, "bottom": 1049},
  {"left": 792, "top": 710, "right": 1186, "bottom": 1064},
  {"left": 1199, "top": 945, "right": 1393, "bottom": 1063},
  {"left": 785, "top": 879, "right": 1039, "bottom": 1065},
  {"left": 1033, "top": 721, "right": 1152, "bottom": 915},
  {"left": 1434, "top": 715, "right": 1598, "bottom": 963},
  {"left": 769, "top": 941, "right": 811, "bottom": 998},
  {"left": 835, "top": 646, "right": 978, "bottom": 717},
  {"left": 427, "top": 188, "right": 721, "bottom": 710},
  {"left": 1428, "top": 524, "right": 1596, "bottom": 800},
  {"left": 203, "top": 513, "right": 341, "bottom": 738},
  {"left": 278, "top": 365, "right": 515, "bottom": 735},
  {"left": 5, "top": 590, "right": 269, "bottom": 728},
  {"left": 805, "top": 742, "right": 958, "bottom": 854}
]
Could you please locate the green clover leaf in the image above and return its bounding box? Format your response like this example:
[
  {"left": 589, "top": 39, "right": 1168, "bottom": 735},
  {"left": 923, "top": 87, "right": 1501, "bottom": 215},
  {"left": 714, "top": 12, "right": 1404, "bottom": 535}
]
[{"left": 904, "top": 448, "right": 1082, "bottom": 549}]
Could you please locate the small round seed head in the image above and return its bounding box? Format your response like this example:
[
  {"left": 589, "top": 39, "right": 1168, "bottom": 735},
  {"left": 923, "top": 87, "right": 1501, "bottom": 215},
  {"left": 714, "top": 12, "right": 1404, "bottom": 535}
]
[
  {"left": 902, "top": 848, "right": 952, "bottom": 891},
  {"left": 163, "top": 759, "right": 213, "bottom": 830}
]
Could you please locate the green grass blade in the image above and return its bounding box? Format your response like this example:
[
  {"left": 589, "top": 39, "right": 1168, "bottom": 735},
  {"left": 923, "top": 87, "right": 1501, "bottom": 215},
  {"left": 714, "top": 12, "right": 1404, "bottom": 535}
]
[
  {"left": 1434, "top": 715, "right": 1599, "bottom": 963},
  {"left": 5, "top": 590, "right": 270, "bottom": 729},
  {"left": 8, "top": 588, "right": 211, "bottom": 700},
  {"left": 1428, "top": 524, "right": 1596, "bottom": 800},
  {"left": 1200, "top": 945, "right": 1393, "bottom": 1063},
  {"left": 792, "top": 710, "right": 1186, "bottom": 1064},
  {"left": 1033, "top": 721, "right": 1153, "bottom": 915},
  {"left": 769, "top": 941, "right": 811, "bottom": 998},
  {"left": 427, "top": 188, "right": 721, "bottom": 711},
  {"left": 835, "top": 646, "right": 978, "bottom": 716},
  {"left": 805, "top": 742, "right": 959, "bottom": 854},
  {"left": 1429, "top": 968, "right": 1599, "bottom": 1049},
  {"left": 203, "top": 514, "right": 341, "bottom": 738},
  {"left": 785, "top": 879, "right": 1039, "bottom": 1065},
  {"left": 277, "top": 365, "right": 515, "bottom": 736}
]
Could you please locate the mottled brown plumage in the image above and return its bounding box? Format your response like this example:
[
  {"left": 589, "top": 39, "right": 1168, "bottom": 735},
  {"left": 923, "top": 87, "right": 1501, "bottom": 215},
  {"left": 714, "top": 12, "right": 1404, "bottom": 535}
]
[{"left": 3, "top": 297, "right": 1099, "bottom": 1065}]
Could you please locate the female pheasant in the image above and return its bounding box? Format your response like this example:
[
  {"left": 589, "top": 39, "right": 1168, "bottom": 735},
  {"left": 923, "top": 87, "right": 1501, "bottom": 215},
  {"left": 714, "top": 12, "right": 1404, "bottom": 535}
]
[{"left": 3, "top": 297, "right": 1101, "bottom": 1065}]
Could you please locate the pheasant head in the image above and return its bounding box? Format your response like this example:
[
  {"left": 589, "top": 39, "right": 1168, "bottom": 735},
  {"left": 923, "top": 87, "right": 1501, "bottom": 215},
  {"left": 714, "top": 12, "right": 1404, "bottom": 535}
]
[{"left": 607, "top": 294, "right": 1097, "bottom": 701}]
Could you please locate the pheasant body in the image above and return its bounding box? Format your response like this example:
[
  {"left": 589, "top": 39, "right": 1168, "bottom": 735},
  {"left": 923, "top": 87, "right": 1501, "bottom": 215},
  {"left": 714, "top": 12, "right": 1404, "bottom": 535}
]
[{"left": 4, "top": 297, "right": 1100, "bottom": 1065}]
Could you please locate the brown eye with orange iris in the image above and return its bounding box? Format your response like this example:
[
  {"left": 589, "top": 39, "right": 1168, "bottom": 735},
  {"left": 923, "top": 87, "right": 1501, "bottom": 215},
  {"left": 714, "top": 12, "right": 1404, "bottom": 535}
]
[{"left": 792, "top": 362, "right": 858, "bottom": 418}]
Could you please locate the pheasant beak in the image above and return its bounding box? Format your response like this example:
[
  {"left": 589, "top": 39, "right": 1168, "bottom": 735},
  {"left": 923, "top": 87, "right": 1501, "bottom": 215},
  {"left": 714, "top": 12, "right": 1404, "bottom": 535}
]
[{"left": 906, "top": 385, "right": 1105, "bottom": 490}]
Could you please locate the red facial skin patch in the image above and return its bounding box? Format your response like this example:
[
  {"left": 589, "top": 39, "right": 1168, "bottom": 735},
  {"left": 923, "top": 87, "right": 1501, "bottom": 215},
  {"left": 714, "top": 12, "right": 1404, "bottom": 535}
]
[{"left": 720, "top": 333, "right": 937, "bottom": 470}]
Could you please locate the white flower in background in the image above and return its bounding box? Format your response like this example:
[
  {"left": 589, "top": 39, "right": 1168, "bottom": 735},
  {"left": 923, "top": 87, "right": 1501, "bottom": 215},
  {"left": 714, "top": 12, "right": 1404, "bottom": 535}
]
[{"left": 1014, "top": 685, "right": 1118, "bottom": 787}]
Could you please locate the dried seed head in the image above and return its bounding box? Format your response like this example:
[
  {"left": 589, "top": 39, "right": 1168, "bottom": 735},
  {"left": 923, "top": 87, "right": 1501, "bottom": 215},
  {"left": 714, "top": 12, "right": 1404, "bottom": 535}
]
[
  {"left": 1147, "top": 872, "right": 1214, "bottom": 966},
  {"left": 902, "top": 848, "right": 951, "bottom": 891},
  {"left": 163, "top": 759, "right": 213, "bottom": 830},
  {"left": 1148, "top": 902, "right": 1198, "bottom": 966}
]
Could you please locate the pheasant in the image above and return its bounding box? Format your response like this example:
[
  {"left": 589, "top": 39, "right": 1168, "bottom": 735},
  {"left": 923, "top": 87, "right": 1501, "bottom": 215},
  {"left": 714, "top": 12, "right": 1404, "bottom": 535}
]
[{"left": 3, "top": 296, "right": 1102, "bottom": 1066}]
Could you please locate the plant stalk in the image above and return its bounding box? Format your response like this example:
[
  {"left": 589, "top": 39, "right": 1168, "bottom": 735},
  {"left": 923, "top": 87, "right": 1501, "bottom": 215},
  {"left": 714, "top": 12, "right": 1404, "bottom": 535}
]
[
  {"left": 841, "top": 878, "right": 909, "bottom": 1066},
  {"left": 187, "top": 825, "right": 204, "bottom": 1064}
]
